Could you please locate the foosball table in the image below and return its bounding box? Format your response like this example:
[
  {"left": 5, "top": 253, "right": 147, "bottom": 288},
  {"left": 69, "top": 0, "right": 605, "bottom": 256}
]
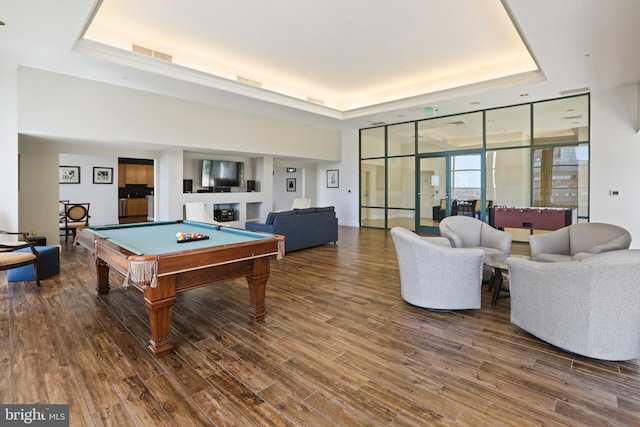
[{"left": 488, "top": 207, "right": 576, "bottom": 231}]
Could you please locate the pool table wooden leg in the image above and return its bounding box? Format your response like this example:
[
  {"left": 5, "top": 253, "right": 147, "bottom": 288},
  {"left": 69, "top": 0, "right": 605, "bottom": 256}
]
[
  {"left": 246, "top": 258, "right": 270, "bottom": 322},
  {"left": 95, "top": 259, "right": 111, "bottom": 295},
  {"left": 144, "top": 277, "right": 176, "bottom": 357}
]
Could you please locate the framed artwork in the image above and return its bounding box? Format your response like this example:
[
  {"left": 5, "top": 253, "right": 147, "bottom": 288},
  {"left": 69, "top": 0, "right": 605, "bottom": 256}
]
[
  {"left": 59, "top": 166, "right": 80, "bottom": 184},
  {"left": 93, "top": 167, "right": 113, "bottom": 184},
  {"left": 286, "top": 178, "right": 296, "bottom": 192},
  {"left": 327, "top": 169, "right": 339, "bottom": 188}
]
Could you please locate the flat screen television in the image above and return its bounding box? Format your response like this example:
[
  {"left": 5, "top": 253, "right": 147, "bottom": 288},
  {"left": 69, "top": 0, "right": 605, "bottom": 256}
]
[{"left": 201, "top": 160, "right": 244, "bottom": 188}]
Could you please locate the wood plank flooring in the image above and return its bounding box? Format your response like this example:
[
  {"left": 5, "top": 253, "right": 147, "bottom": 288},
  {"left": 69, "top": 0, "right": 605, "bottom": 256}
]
[{"left": 2, "top": 226, "right": 640, "bottom": 426}]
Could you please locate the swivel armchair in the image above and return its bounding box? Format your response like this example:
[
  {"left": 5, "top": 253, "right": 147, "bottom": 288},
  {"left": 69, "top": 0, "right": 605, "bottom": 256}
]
[{"left": 391, "top": 227, "right": 484, "bottom": 310}]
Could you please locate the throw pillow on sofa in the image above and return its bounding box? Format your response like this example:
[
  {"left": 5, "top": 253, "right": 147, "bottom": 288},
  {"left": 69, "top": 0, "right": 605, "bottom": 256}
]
[{"left": 265, "top": 210, "right": 294, "bottom": 224}]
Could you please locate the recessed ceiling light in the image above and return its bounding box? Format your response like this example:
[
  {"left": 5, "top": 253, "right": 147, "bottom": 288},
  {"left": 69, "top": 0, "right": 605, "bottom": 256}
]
[{"left": 0, "top": 21, "right": 5, "bottom": 26}]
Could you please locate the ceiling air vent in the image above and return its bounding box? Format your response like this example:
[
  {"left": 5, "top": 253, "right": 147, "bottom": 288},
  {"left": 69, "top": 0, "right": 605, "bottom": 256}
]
[
  {"left": 307, "top": 97, "right": 325, "bottom": 106},
  {"left": 236, "top": 76, "right": 262, "bottom": 88},
  {"left": 559, "top": 87, "right": 589, "bottom": 96},
  {"left": 368, "top": 121, "right": 387, "bottom": 126},
  {"left": 132, "top": 44, "right": 172, "bottom": 63},
  {"left": 448, "top": 120, "right": 467, "bottom": 126}
]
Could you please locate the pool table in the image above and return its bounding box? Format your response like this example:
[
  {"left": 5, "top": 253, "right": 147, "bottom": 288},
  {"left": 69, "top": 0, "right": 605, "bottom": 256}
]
[{"left": 76, "top": 221, "right": 284, "bottom": 357}]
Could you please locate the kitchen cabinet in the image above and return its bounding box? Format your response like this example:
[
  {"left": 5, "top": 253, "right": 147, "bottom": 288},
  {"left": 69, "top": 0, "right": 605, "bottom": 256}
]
[
  {"left": 146, "top": 164, "right": 154, "bottom": 187},
  {"left": 119, "top": 163, "right": 154, "bottom": 187},
  {"left": 127, "top": 198, "right": 148, "bottom": 216},
  {"left": 125, "top": 164, "right": 148, "bottom": 185},
  {"left": 118, "top": 164, "right": 126, "bottom": 188}
]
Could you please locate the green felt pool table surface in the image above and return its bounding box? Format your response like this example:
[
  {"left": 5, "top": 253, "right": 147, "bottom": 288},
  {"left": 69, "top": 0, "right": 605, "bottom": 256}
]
[{"left": 88, "top": 221, "right": 272, "bottom": 255}]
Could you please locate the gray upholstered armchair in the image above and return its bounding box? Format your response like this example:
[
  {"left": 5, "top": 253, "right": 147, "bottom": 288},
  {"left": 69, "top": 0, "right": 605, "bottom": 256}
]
[
  {"left": 529, "top": 222, "right": 631, "bottom": 262},
  {"left": 439, "top": 216, "right": 512, "bottom": 280},
  {"left": 390, "top": 227, "right": 484, "bottom": 310},
  {"left": 507, "top": 250, "right": 640, "bottom": 361}
]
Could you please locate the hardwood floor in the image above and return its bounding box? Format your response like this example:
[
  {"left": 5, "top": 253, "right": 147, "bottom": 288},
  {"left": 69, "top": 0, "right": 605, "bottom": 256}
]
[{"left": 2, "top": 226, "right": 639, "bottom": 426}]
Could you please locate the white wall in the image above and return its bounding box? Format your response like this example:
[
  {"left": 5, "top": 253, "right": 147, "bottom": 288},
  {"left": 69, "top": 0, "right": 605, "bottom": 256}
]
[
  {"left": 18, "top": 67, "right": 342, "bottom": 161},
  {"left": 589, "top": 84, "right": 640, "bottom": 247},
  {"left": 272, "top": 167, "right": 304, "bottom": 211},
  {"left": 58, "top": 153, "right": 119, "bottom": 227},
  {"left": 317, "top": 129, "right": 360, "bottom": 227},
  {"left": 0, "top": 65, "right": 19, "bottom": 231}
]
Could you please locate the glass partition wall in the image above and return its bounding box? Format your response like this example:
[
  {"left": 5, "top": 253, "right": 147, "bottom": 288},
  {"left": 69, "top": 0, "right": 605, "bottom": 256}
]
[{"left": 360, "top": 94, "right": 590, "bottom": 234}]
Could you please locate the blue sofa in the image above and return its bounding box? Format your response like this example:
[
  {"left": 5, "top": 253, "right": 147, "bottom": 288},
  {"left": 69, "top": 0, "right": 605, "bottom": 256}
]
[{"left": 245, "top": 206, "right": 338, "bottom": 252}]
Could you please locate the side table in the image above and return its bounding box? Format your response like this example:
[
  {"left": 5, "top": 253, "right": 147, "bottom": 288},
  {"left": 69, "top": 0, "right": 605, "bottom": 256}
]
[
  {"left": 484, "top": 254, "right": 530, "bottom": 307},
  {"left": 26, "top": 235, "right": 47, "bottom": 246}
]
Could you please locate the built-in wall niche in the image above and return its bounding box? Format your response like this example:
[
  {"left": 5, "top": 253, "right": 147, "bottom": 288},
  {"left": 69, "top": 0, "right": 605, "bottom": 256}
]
[
  {"left": 213, "top": 203, "right": 239, "bottom": 222},
  {"left": 183, "top": 151, "right": 261, "bottom": 194},
  {"left": 246, "top": 202, "right": 263, "bottom": 222},
  {"left": 201, "top": 159, "right": 244, "bottom": 189}
]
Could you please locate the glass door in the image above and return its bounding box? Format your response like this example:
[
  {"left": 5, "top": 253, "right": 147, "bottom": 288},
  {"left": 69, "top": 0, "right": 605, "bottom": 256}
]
[
  {"left": 417, "top": 152, "right": 483, "bottom": 234},
  {"left": 416, "top": 155, "right": 447, "bottom": 234}
]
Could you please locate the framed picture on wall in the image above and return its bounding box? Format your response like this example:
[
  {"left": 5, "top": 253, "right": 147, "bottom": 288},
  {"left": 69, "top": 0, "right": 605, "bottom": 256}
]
[
  {"left": 59, "top": 166, "right": 80, "bottom": 184},
  {"left": 286, "top": 178, "right": 296, "bottom": 192},
  {"left": 327, "top": 169, "right": 339, "bottom": 188},
  {"left": 93, "top": 167, "right": 113, "bottom": 184}
]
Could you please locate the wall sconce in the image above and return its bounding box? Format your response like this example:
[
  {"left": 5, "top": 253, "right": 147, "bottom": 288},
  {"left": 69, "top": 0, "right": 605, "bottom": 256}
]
[{"left": 286, "top": 167, "right": 296, "bottom": 173}]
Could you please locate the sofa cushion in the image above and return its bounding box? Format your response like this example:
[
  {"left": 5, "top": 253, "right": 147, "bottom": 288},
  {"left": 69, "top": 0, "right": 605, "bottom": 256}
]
[
  {"left": 293, "top": 207, "right": 316, "bottom": 215},
  {"left": 265, "top": 210, "right": 294, "bottom": 224},
  {"left": 265, "top": 212, "right": 277, "bottom": 224},
  {"left": 314, "top": 206, "right": 335, "bottom": 213}
]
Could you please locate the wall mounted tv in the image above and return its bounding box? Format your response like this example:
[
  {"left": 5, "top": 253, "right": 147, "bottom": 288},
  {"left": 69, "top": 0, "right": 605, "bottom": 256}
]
[{"left": 201, "top": 160, "right": 244, "bottom": 188}]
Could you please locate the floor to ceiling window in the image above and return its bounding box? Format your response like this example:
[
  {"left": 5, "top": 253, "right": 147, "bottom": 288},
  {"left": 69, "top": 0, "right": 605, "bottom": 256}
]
[{"left": 359, "top": 94, "right": 590, "bottom": 233}]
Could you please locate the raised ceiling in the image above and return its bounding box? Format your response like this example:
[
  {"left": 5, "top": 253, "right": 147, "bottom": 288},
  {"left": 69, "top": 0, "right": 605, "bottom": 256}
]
[
  {"left": 80, "top": 0, "right": 540, "bottom": 117},
  {"left": 2, "top": 1, "right": 640, "bottom": 132}
]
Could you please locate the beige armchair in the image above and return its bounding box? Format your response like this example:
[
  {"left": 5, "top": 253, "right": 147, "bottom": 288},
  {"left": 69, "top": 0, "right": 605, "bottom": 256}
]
[
  {"left": 0, "top": 231, "right": 40, "bottom": 286},
  {"left": 529, "top": 222, "right": 631, "bottom": 262},
  {"left": 292, "top": 198, "right": 312, "bottom": 209},
  {"left": 391, "top": 227, "right": 484, "bottom": 310},
  {"left": 439, "top": 216, "right": 512, "bottom": 280},
  {"left": 508, "top": 250, "right": 640, "bottom": 360}
]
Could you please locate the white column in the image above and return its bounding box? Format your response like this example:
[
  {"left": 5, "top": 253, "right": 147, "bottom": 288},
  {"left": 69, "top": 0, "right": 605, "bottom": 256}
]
[{"left": 0, "top": 65, "right": 19, "bottom": 231}]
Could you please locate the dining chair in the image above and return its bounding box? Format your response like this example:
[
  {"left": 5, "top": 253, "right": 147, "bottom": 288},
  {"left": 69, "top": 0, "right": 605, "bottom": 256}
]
[{"left": 59, "top": 202, "right": 90, "bottom": 242}]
